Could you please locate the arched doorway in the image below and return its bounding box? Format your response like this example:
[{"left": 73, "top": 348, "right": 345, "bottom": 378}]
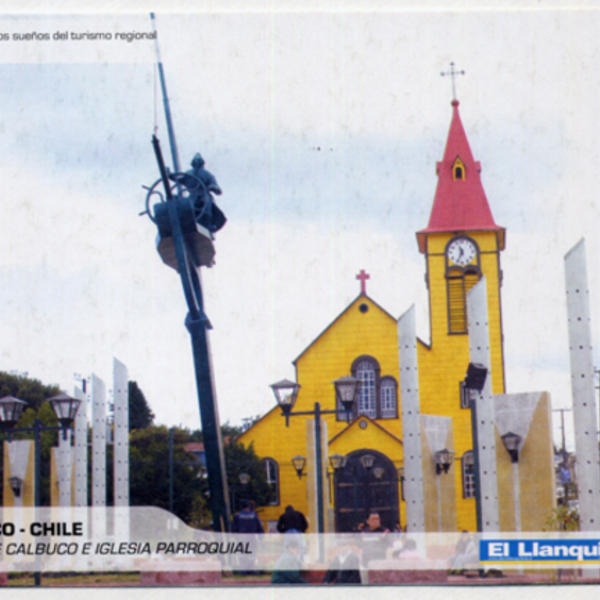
[{"left": 333, "top": 449, "right": 399, "bottom": 532}]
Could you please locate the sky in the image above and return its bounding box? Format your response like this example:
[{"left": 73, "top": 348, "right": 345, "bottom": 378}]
[{"left": 0, "top": 3, "right": 598, "bottom": 450}]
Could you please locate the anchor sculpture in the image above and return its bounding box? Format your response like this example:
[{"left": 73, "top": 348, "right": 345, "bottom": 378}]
[{"left": 137, "top": 12, "right": 232, "bottom": 533}]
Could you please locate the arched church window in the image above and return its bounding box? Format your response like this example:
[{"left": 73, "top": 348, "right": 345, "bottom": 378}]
[
  {"left": 380, "top": 377, "right": 397, "bottom": 419},
  {"left": 353, "top": 358, "right": 378, "bottom": 419},
  {"left": 452, "top": 157, "right": 466, "bottom": 181},
  {"left": 462, "top": 451, "right": 476, "bottom": 499},
  {"left": 263, "top": 458, "right": 279, "bottom": 505}
]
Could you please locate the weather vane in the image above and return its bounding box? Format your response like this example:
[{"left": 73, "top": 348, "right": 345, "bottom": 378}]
[{"left": 441, "top": 62, "right": 465, "bottom": 101}]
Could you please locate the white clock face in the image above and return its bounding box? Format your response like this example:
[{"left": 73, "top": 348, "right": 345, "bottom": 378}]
[{"left": 447, "top": 238, "right": 476, "bottom": 266}]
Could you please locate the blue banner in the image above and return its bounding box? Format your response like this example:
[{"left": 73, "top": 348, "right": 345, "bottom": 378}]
[{"left": 481, "top": 540, "right": 600, "bottom": 564}]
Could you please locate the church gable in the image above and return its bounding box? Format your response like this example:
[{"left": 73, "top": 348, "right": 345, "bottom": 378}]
[
  {"left": 291, "top": 294, "right": 400, "bottom": 422},
  {"left": 328, "top": 415, "right": 403, "bottom": 458},
  {"left": 293, "top": 294, "right": 397, "bottom": 367}
]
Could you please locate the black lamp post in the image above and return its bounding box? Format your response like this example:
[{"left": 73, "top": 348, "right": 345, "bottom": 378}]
[
  {"left": 0, "top": 394, "right": 82, "bottom": 504},
  {"left": 271, "top": 376, "right": 361, "bottom": 553},
  {"left": 0, "top": 393, "right": 81, "bottom": 587},
  {"left": 463, "top": 362, "right": 488, "bottom": 534}
]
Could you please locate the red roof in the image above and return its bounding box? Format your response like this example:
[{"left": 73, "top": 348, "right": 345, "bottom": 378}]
[{"left": 417, "top": 100, "right": 505, "bottom": 252}]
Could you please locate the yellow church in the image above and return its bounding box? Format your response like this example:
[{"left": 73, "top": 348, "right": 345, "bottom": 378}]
[{"left": 238, "top": 98, "right": 555, "bottom": 534}]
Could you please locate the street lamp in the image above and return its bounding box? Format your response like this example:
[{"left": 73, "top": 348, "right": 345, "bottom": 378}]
[
  {"left": 291, "top": 455, "right": 307, "bottom": 479},
  {"left": 8, "top": 476, "right": 22, "bottom": 498},
  {"left": 0, "top": 397, "right": 28, "bottom": 430},
  {"left": 270, "top": 379, "right": 301, "bottom": 426},
  {"left": 464, "top": 363, "right": 487, "bottom": 392},
  {"left": 434, "top": 449, "right": 454, "bottom": 475},
  {"left": 359, "top": 453, "right": 376, "bottom": 470},
  {"left": 433, "top": 449, "right": 454, "bottom": 532},
  {"left": 372, "top": 467, "right": 385, "bottom": 480},
  {"left": 48, "top": 394, "right": 82, "bottom": 439},
  {"left": 329, "top": 454, "right": 347, "bottom": 471},
  {"left": 501, "top": 432, "right": 523, "bottom": 532},
  {"left": 0, "top": 393, "right": 81, "bottom": 587},
  {"left": 0, "top": 393, "right": 82, "bottom": 502},
  {"left": 501, "top": 432, "right": 521, "bottom": 463},
  {"left": 272, "top": 377, "right": 357, "bottom": 554},
  {"left": 333, "top": 376, "right": 362, "bottom": 422}
]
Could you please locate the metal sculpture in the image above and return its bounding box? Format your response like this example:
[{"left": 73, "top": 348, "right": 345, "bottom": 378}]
[{"left": 139, "top": 13, "right": 231, "bottom": 532}]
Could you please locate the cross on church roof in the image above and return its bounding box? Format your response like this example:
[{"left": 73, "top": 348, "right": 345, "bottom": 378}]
[
  {"left": 356, "top": 269, "right": 370, "bottom": 294},
  {"left": 441, "top": 62, "right": 465, "bottom": 101}
]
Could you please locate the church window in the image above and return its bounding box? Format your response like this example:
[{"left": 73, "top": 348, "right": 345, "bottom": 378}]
[
  {"left": 459, "top": 380, "right": 470, "bottom": 409},
  {"left": 380, "top": 377, "right": 398, "bottom": 419},
  {"left": 263, "top": 458, "right": 279, "bottom": 505},
  {"left": 452, "top": 157, "right": 466, "bottom": 181},
  {"left": 462, "top": 451, "right": 476, "bottom": 499},
  {"left": 345, "top": 356, "right": 396, "bottom": 420},
  {"left": 447, "top": 267, "right": 481, "bottom": 334},
  {"left": 355, "top": 359, "right": 377, "bottom": 419}
]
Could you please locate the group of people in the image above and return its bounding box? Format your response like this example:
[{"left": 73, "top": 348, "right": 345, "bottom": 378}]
[
  {"left": 229, "top": 501, "right": 432, "bottom": 584},
  {"left": 272, "top": 510, "right": 419, "bottom": 585},
  {"left": 230, "top": 501, "right": 478, "bottom": 583}
]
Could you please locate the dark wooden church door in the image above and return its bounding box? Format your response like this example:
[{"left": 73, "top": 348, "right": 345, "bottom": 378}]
[{"left": 334, "top": 449, "right": 399, "bottom": 532}]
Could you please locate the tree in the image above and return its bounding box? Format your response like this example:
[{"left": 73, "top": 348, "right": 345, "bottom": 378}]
[
  {"left": 0, "top": 372, "right": 61, "bottom": 412},
  {"left": 128, "top": 381, "right": 154, "bottom": 431},
  {"left": 223, "top": 438, "right": 272, "bottom": 511},
  {"left": 129, "top": 425, "right": 201, "bottom": 523}
]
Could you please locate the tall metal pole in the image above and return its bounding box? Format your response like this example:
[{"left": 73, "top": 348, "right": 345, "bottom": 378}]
[
  {"left": 469, "top": 395, "right": 483, "bottom": 533},
  {"left": 168, "top": 427, "right": 174, "bottom": 514},
  {"left": 436, "top": 474, "right": 443, "bottom": 533},
  {"left": 469, "top": 395, "right": 484, "bottom": 578},
  {"left": 148, "top": 22, "right": 231, "bottom": 531},
  {"left": 314, "top": 402, "right": 324, "bottom": 561},
  {"left": 150, "top": 12, "right": 181, "bottom": 174},
  {"left": 34, "top": 419, "right": 42, "bottom": 587}
]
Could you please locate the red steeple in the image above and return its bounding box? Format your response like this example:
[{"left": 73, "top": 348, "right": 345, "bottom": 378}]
[{"left": 417, "top": 100, "right": 505, "bottom": 252}]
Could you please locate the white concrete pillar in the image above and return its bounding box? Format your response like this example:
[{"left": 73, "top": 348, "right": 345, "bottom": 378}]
[
  {"left": 92, "top": 374, "right": 106, "bottom": 537},
  {"left": 113, "top": 358, "right": 130, "bottom": 539},
  {"left": 564, "top": 238, "right": 600, "bottom": 531},
  {"left": 57, "top": 430, "right": 72, "bottom": 507},
  {"left": 113, "top": 358, "right": 129, "bottom": 506},
  {"left": 73, "top": 385, "right": 88, "bottom": 507},
  {"left": 421, "top": 414, "right": 455, "bottom": 533},
  {"left": 7, "top": 440, "right": 32, "bottom": 507},
  {"left": 466, "top": 277, "right": 499, "bottom": 532},
  {"left": 398, "top": 305, "right": 425, "bottom": 533}
]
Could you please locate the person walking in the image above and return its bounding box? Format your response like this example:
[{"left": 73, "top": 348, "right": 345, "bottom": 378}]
[
  {"left": 232, "top": 499, "right": 264, "bottom": 574},
  {"left": 277, "top": 505, "right": 308, "bottom": 533}
]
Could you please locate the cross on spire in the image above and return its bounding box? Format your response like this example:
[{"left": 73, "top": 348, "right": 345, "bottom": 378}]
[
  {"left": 441, "top": 62, "right": 465, "bottom": 101},
  {"left": 356, "top": 269, "right": 370, "bottom": 294}
]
